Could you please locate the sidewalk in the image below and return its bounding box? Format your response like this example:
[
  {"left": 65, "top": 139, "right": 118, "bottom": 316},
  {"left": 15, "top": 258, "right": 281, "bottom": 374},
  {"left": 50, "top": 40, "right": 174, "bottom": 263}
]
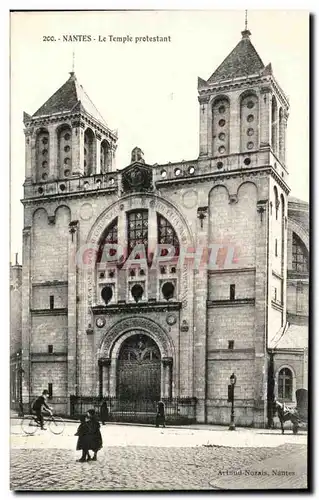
[{"left": 210, "top": 445, "right": 307, "bottom": 489}]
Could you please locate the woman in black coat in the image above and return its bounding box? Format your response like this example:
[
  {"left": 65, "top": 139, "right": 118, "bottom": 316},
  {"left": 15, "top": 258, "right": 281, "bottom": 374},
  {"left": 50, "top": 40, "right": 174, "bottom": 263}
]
[
  {"left": 75, "top": 415, "right": 91, "bottom": 462},
  {"left": 86, "top": 409, "right": 103, "bottom": 461}
]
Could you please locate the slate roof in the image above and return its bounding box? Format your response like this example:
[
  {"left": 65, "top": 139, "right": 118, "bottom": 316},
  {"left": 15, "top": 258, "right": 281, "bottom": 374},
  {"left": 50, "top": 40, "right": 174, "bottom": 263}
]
[
  {"left": 269, "top": 323, "right": 308, "bottom": 350},
  {"left": 208, "top": 30, "right": 265, "bottom": 83},
  {"left": 32, "top": 72, "right": 108, "bottom": 127}
]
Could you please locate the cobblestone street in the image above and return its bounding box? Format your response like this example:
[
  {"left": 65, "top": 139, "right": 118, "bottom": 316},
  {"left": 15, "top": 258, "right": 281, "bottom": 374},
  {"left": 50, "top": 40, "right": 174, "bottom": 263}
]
[{"left": 10, "top": 421, "right": 308, "bottom": 490}]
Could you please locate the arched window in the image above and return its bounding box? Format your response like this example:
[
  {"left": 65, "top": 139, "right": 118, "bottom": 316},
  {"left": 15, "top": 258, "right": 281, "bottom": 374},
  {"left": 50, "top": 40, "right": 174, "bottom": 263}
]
[
  {"left": 292, "top": 233, "right": 309, "bottom": 273},
  {"left": 212, "top": 97, "right": 230, "bottom": 157},
  {"left": 271, "top": 96, "right": 278, "bottom": 154},
  {"left": 240, "top": 93, "right": 259, "bottom": 153},
  {"left": 57, "top": 125, "right": 72, "bottom": 178},
  {"left": 97, "top": 218, "right": 118, "bottom": 264},
  {"left": 127, "top": 210, "right": 148, "bottom": 258},
  {"left": 157, "top": 214, "right": 180, "bottom": 257},
  {"left": 84, "top": 128, "right": 95, "bottom": 176},
  {"left": 100, "top": 140, "right": 109, "bottom": 173},
  {"left": 36, "top": 128, "right": 49, "bottom": 182},
  {"left": 278, "top": 367, "right": 293, "bottom": 401}
]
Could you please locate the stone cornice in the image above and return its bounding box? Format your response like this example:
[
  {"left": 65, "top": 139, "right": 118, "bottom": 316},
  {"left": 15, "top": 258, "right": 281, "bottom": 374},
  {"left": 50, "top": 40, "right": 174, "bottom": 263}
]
[
  {"left": 207, "top": 298, "right": 255, "bottom": 308},
  {"left": 208, "top": 267, "right": 255, "bottom": 275},
  {"left": 156, "top": 165, "right": 290, "bottom": 194},
  {"left": 30, "top": 308, "right": 68, "bottom": 316},
  {"left": 21, "top": 185, "right": 117, "bottom": 204},
  {"left": 92, "top": 301, "right": 182, "bottom": 315},
  {"left": 25, "top": 111, "right": 117, "bottom": 141},
  {"left": 32, "top": 280, "right": 68, "bottom": 287}
]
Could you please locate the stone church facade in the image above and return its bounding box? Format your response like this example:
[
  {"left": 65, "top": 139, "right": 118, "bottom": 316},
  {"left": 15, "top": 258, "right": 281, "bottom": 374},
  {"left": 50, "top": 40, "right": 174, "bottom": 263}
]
[{"left": 16, "top": 27, "right": 308, "bottom": 426}]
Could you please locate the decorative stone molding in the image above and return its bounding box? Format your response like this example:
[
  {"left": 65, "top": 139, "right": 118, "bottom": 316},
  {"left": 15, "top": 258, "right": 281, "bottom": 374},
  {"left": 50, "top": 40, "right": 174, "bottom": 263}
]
[
  {"left": 162, "top": 357, "right": 173, "bottom": 366},
  {"left": 69, "top": 220, "right": 79, "bottom": 241},
  {"left": 99, "top": 316, "right": 174, "bottom": 359},
  {"left": 181, "top": 320, "right": 189, "bottom": 332},
  {"left": 86, "top": 323, "right": 94, "bottom": 335},
  {"left": 166, "top": 313, "right": 177, "bottom": 326},
  {"left": 229, "top": 194, "right": 238, "bottom": 205},
  {"left": 98, "top": 357, "right": 111, "bottom": 367},
  {"left": 197, "top": 206, "right": 208, "bottom": 228}
]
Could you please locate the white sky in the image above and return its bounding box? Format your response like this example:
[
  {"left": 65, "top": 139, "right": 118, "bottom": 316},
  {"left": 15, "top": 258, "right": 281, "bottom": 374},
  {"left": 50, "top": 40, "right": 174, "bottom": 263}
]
[{"left": 10, "top": 10, "right": 309, "bottom": 262}]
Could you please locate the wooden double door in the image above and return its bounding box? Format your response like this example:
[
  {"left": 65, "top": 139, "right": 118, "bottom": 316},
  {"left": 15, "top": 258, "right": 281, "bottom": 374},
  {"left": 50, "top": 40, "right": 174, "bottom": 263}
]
[{"left": 117, "top": 333, "right": 161, "bottom": 402}]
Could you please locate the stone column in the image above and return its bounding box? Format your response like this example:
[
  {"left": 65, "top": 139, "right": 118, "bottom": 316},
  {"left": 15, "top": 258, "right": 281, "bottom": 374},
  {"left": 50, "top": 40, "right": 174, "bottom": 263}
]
[
  {"left": 198, "top": 96, "right": 210, "bottom": 157},
  {"left": 71, "top": 120, "right": 85, "bottom": 176},
  {"left": 96, "top": 133, "right": 101, "bottom": 174},
  {"left": 109, "top": 358, "right": 117, "bottom": 397},
  {"left": 193, "top": 207, "right": 208, "bottom": 423},
  {"left": 283, "top": 111, "right": 289, "bottom": 167},
  {"left": 117, "top": 207, "right": 127, "bottom": 302},
  {"left": 48, "top": 125, "right": 58, "bottom": 180},
  {"left": 162, "top": 357, "right": 173, "bottom": 398},
  {"left": 229, "top": 93, "right": 240, "bottom": 154},
  {"left": 98, "top": 358, "right": 111, "bottom": 397},
  {"left": 24, "top": 129, "right": 33, "bottom": 182},
  {"left": 148, "top": 201, "right": 157, "bottom": 300},
  {"left": 254, "top": 200, "right": 269, "bottom": 427},
  {"left": 21, "top": 227, "right": 32, "bottom": 404},
  {"left": 67, "top": 221, "right": 78, "bottom": 408},
  {"left": 259, "top": 87, "right": 272, "bottom": 148}
]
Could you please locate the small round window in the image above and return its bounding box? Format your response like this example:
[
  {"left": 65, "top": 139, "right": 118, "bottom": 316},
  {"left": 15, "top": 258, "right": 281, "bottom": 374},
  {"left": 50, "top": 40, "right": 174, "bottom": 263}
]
[
  {"left": 42, "top": 149, "right": 48, "bottom": 156},
  {"left": 42, "top": 173, "right": 47, "bottom": 181},
  {"left": 161, "top": 169, "right": 167, "bottom": 178},
  {"left": 219, "top": 119, "right": 226, "bottom": 127},
  {"left": 64, "top": 169, "right": 70, "bottom": 177},
  {"left": 218, "top": 146, "right": 226, "bottom": 154},
  {"left": 247, "top": 100, "right": 255, "bottom": 109},
  {"left": 84, "top": 148, "right": 87, "bottom": 156},
  {"left": 217, "top": 161, "right": 223, "bottom": 169},
  {"left": 218, "top": 105, "right": 226, "bottom": 114},
  {"left": 247, "top": 115, "right": 254, "bottom": 123},
  {"left": 109, "top": 177, "right": 115, "bottom": 185},
  {"left": 247, "top": 142, "right": 254, "bottom": 150},
  {"left": 219, "top": 132, "right": 226, "bottom": 141},
  {"left": 188, "top": 166, "right": 195, "bottom": 175},
  {"left": 175, "top": 168, "right": 181, "bottom": 176},
  {"left": 244, "top": 158, "right": 251, "bottom": 166},
  {"left": 84, "top": 160, "right": 87, "bottom": 168},
  {"left": 64, "top": 133, "right": 71, "bottom": 141},
  {"left": 64, "top": 157, "right": 70, "bottom": 165},
  {"left": 42, "top": 161, "right": 48, "bottom": 168},
  {"left": 42, "top": 137, "right": 48, "bottom": 145},
  {"left": 247, "top": 128, "right": 254, "bottom": 136},
  {"left": 64, "top": 145, "right": 70, "bottom": 153}
]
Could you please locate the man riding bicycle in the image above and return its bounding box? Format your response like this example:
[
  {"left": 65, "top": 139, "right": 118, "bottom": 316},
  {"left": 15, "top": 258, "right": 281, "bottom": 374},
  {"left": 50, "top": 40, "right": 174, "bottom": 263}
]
[{"left": 32, "top": 389, "right": 53, "bottom": 430}]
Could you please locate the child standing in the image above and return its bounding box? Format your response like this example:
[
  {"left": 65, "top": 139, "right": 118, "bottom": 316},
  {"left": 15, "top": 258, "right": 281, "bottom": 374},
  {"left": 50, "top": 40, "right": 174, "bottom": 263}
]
[
  {"left": 86, "top": 409, "right": 103, "bottom": 461},
  {"left": 75, "top": 415, "right": 91, "bottom": 462}
]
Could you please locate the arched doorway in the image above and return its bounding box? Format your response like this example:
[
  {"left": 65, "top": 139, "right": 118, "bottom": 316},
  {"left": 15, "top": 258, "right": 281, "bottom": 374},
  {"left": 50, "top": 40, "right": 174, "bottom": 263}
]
[{"left": 117, "top": 333, "right": 161, "bottom": 401}]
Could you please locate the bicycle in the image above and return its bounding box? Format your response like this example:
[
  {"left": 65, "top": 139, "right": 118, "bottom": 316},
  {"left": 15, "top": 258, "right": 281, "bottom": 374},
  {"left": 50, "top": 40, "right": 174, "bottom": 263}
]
[{"left": 21, "top": 413, "right": 65, "bottom": 435}]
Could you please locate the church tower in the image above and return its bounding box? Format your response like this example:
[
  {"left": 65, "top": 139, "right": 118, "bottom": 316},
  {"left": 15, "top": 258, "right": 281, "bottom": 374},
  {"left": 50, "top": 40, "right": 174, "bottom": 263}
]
[
  {"left": 196, "top": 21, "right": 290, "bottom": 426},
  {"left": 23, "top": 71, "right": 117, "bottom": 184}
]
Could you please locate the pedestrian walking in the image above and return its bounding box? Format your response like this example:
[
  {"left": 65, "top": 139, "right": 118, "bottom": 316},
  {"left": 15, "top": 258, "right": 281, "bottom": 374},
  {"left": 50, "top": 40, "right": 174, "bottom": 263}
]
[
  {"left": 100, "top": 400, "right": 109, "bottom": 425},
  {"left": 155, "top": 400, "right": 166, "bottom": 428},
  {"left": 75, "top": 415, "right": 91, "bottom": 462},
  {"left": 86, "top": 409, "right": 103, "bottom": 461}
]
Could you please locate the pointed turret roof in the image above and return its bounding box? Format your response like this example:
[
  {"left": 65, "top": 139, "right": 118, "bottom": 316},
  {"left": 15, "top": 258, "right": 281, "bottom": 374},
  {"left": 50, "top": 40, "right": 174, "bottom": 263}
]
[
  {"left": 32, "top": 72, "right": 108, "bottom": 127},
  {"left": 208, "top": 30, "right": 265, "bottom": 83}
]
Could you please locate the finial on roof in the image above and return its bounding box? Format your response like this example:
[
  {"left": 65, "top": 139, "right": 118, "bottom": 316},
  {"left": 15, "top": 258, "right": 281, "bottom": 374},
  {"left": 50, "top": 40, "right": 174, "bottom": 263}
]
[
  {"left": 241, "top": 9, "right": 251, "bottom": 39},
  {"left": 69, "top": 51, "right": 75, "bottom": 78}
]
